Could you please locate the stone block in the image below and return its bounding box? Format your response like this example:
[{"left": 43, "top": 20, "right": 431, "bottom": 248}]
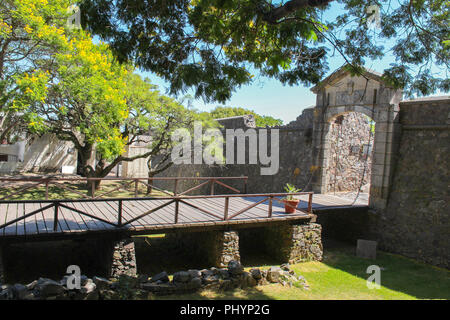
[
  {"left": 356, "top": 239, "right": 377, "bottom": 259},
  {"left": 149, "top": 271, "right": 169, "bottom": 283}
]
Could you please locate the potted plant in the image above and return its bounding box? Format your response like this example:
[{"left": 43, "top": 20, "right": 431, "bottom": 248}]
[{"left": 283, "top": 183, "right": 302, "bottom": 213}]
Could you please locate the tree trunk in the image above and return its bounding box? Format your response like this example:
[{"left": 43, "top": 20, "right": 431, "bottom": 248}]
[{"left": 76, "top": 143, "right": 104, "bottom": 196}]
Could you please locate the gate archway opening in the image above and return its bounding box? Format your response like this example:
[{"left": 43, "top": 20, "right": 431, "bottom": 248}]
[
  {"left": 322, "top": 111, "right": 376, "bottom": 203},
  {"left": 310, "top": 65, "right": 403, "bottom": 209}
]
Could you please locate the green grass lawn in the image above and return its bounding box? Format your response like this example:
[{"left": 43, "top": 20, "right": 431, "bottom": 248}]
[{"left": 151, "top": 241, "right": 450, "bottom": 300}]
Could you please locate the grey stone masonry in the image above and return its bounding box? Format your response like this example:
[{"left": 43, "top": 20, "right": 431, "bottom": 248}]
[
  {"left": 289, "top": 223, "right": 323, "bottom": 263},
  {"left": 242, "top": 223, "right": 323, "bottom": 263},
  {"left": 111, "top": 239, "right": 137, "bottom": 279},
  {"left": 356, "top": 239, "right": 377, "bottom": 259},
  {"left": 213, "top": 231, "right": 240, "bottom": 268}
]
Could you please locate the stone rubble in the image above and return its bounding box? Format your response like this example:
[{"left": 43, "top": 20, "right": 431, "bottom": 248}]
[{"left": 0, "top": 260, "right": 309, "bottom": 299}]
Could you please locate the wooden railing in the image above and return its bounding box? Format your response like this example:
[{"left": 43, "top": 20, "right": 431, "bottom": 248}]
[
  {"left": 0, "top": 192, "right": 313, "bottom": 233},
  {"left": 0, "top": 176, "right": 248, "bottom": 201}
]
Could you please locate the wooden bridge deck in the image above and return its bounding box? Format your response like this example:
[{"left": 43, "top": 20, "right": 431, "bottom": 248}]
[{"left": 0, "top": 193, "right": 367, "bottom": 241}]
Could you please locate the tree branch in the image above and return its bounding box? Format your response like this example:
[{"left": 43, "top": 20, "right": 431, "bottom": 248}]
[{"left": 263, "top": 0, "right": 334, "bottom": 24}]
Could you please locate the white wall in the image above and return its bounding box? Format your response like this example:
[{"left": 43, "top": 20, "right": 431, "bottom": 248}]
[
  {"left": 121, "top": 145, "right": 149, "bottom": 177},
  {"left": 0, "top": 134, "right": 77, "bottom": 174}
]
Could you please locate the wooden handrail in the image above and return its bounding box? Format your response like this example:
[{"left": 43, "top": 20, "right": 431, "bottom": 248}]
[
  {"left": 0, "top": 191, "right": 313, "bottom": 203},
  {"left": 0, "top": 191, "right": 314, "bottom": 234}
]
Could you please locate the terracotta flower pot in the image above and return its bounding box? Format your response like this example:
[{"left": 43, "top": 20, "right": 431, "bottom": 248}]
[{"left": 283, "top": 199, "right": 300, "bottom": 213}]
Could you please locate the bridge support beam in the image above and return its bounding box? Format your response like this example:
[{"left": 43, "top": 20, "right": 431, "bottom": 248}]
[
  {"left": 287, "top": 223, "right": 323, "bottom": 263},
  {"left": 211, "top": 230, "right": 240, "bottom": 268},
  {"left": 110, "top": 238, "right": 137, "bottom": 279}
]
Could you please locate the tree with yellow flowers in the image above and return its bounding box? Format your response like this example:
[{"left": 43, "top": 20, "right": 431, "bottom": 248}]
[
  {"left": 2, "top": 0, "right": 209, "bottom": 191},
  {"left": 0, "top": 0, "right": 75, "bottom": 142}
]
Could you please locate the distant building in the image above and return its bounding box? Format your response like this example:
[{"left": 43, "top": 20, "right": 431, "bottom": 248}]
[{"left": 0, "top": 134, "right": 77, "bottom": 175}]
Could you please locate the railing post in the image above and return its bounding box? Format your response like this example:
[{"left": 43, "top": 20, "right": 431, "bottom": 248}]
[
  {"left": 174, "top": 199, "right": 179, "bottom": 224},
  {"left": 53, "top": 202, "right": 59, "bottom": 231},
  {"left": 91, "top": 179, "right": 95, "bottom": 199},
  {"left": 147, "top": 177, "right": 153, "bottom": 195},
  {"left": 244, "top": 178, "right": 248, "bottom": 194},
  {"left": 210, "top": 179, "right": 215, "bottom": 195},
  {"left": 45, "top": 181, "right": 49, "bottom": 200},
  {"left": 174, "top": 179, "right": 178, "bottom": 196},
  {"left": 134, "top": 179, "right": 138, "bottom": 198},
  {"left": 268, "top": 196, "right": 273, "bottom": 218},
  {"left": 224, "top": 197, "right": 229, "bottom": 220},
  {"left": 308, "top": 193, "right": 313, "bottom": 214},
  {"left": 118, "top": 200, "right": 123, "bottom": 227}
]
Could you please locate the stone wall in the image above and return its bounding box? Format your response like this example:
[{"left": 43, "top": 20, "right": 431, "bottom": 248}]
[
  {"left": 370, "top": 98, "right": 449, "bottom": 268},
  {"left": 324, "top": 112, "right": 373, "bottom": 193},
  {"left": 216, "top": 114, "right": 256, "bottom": 129},
  {"left": 155, "top": 108, "right": 314, "bottom": 194},
  {"left": 239, "top": 223, "right": 323, "bottom": 263},
  {"left": 215, "top": 127, "right": 313, "bottom": 194}
]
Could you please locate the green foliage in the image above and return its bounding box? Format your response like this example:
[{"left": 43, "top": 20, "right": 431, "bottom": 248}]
[
  {"left": 80, "top": 0, "right": 448, "bottom": 101},
  {"left": 0, "top": 0, "right": 76, "bottom": 141},
  {"left": 208, "top": 106, "right": 283, "bottom": 127},
  {"left": 80, "top": 0, "right": 330, "bottom": 103},
  {"left": 15, "top": 28, "right": 131, "bottom": 162},
  {"left": 284, "top": 183, "right": 302, "bottom": 200},
  {"left": 0, "top": 0, "right": 216, "bottom": 179},
  {"left": 334, "top": 0, "right": 449, "bottom": 96}
]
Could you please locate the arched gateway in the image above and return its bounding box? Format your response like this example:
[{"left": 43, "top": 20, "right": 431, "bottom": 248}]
[{"left": 310, "top": 66, "right": 403, "bottom": 210}]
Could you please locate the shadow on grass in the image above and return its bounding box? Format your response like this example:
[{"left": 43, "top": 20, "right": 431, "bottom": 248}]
[{"left": 320, "top": 238, "right": 450, "bottom": 300}]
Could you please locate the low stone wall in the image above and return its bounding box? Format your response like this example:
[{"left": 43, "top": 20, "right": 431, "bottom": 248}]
[
  {"left": 140, "top": 261, "right": 308, "bottom": 296},
  {"left": 0, "top": 261, "right": 308, "bottom": 300}
]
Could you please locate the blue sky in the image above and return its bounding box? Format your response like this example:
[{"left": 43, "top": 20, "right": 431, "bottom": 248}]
[{"left": 137, "top": 2, "right": 448, "bottom": 125}]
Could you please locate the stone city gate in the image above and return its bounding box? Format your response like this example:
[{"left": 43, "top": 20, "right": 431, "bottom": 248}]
[{"left": 310, "top": 66, "right": 403, "bottom": 210}]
